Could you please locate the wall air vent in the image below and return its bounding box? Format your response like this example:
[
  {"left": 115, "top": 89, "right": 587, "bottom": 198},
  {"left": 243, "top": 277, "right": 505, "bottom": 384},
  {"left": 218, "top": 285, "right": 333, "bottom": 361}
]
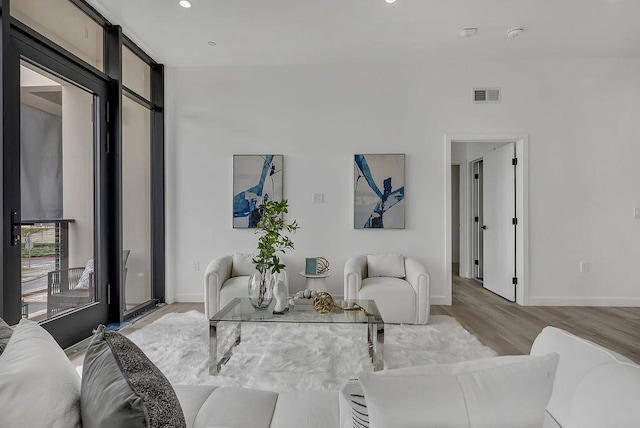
[{"left": 473, "top": 88, "right": 501, "bottom": 104}]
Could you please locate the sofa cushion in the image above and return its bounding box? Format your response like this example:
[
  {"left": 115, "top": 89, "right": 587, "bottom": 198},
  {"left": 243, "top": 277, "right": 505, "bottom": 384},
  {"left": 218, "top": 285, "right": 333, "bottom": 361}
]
[
  {"left": 81, "top": 325, "right": 186, "bottom": 428},
  {"left": 193, "top": 387, "right": 278, "bottom": 428},
  {"left": 0, "top": 319, "right": 81, "bottom": 428},
  {"left": 174, "top": 385, "right": 219, "bottom": 428},
  {"left": 569, "top": 362, "right": 640, "bottom": 428},
  {"left": 359, "top": 277, "right": 415, "bottom": 324},
  {"left": 232, "top": 252, "right": 255, "bottom": 277},
  {"left": 0, "top": 317, "right": 12, "bottom": 355},
  {"left": 271, "top": 390, "right": 340, "bottom": 428},
  {"left": 77, "top": 258, "right": 94, "bottom": 289},
  {"left": 220, "top": 275, "right": 251, "bottom": 309},
  {"left": 359, "top": 353, "right": 559, "bottom": 428},
  {"left": 367, "top": 254, "right": 405, "bottom": 278},
  {"left": 530, "top": 326, "right": 632, "bottom": 428}
]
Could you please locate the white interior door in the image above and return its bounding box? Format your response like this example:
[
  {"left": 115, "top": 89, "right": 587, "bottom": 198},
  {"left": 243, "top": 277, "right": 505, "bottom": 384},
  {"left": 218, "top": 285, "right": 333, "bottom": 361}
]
[{"left": 483, "top": 142, "right": 516, "bottom": 301}]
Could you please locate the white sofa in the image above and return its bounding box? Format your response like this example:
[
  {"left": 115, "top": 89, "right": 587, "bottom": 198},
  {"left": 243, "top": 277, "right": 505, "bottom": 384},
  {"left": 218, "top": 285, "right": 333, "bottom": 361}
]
[
  {"left": 204, "top": 253, "right": 288, "bottom": 319},
  {"left": 174, "top": 326, "right": 640, "bottom": 428},
  {"left": 344, "top": 254, "right": 430, "bottom": 324},
  {"left": 2, "top": 320, "right": 638, "bottom": 428}
]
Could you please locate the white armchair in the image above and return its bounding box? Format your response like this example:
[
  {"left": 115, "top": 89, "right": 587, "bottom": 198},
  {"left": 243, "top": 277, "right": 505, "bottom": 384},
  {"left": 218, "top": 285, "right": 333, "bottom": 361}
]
[
  {"left": 204, "top": 253, "right": 288, "bottom": 319},
  {"left": 344, "top": 254, "right": 430, "bottom": 324}
]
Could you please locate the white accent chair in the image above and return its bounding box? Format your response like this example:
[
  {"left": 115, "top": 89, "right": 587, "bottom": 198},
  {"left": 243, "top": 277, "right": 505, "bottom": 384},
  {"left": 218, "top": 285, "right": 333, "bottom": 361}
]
[
  {"left": 204, "top": 253, "right": 288, "bottom": 319},
  {"left": 344, "top": 254, "right": 430, "bottom": 324}
]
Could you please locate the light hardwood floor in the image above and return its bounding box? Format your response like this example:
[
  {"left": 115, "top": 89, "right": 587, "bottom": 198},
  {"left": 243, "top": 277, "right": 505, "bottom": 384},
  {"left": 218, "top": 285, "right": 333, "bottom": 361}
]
[
  {"left": 69, "top": 274, "right": 640, "bottom": 365},
  {"left": 432, "top": 271, "right": 640, "bottom": 363}
]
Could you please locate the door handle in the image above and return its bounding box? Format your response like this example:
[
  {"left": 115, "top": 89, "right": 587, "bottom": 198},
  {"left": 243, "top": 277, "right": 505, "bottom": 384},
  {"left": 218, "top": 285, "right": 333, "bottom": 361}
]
[
  {"left": 11, "top": 211, "right": 20, "bottom": 246},
  {"left": 481, "top": 225, "right": 488, "bottom": 230}
]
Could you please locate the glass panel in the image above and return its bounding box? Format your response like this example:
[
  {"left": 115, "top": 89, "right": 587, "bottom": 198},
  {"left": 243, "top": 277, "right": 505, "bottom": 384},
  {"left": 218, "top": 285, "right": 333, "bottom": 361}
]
[
  {"left": 123, "top": 46, "right": 151, "bottom": 101},
  {"left": 122, "top": 96, "right": 152, "bottom": 311},
  {"left": 11, "top": 0, "right": 104, "bottom": 71},
  {"left": 20, "top": 60, "right": 95, "bottom": 320},
  {"left": 212, "top": 298, "right": 383, "bottom": 324}
]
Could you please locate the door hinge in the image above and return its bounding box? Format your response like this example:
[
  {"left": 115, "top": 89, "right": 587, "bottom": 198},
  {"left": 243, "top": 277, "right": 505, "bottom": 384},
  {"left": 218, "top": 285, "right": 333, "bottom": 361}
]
[
  {"left": 474, "top": 173, "right": 479, "bottom": 179},
  {"left": 512, "top": 217, "right": 518, "bottom": 225},
  {"left": 106, "top": 101, "right": 110, "bottom": 123},
  {"left": 474, "top": 259, "right": 479, "bottom": 265},
  {"left": 107, "top": 286, "right": 111, "bottom": 304},
  {"left": 512, "top": 277, "right": 518, "bottom": 285},
  {"left": 474, "top": 216, "right": 479, "bottom": 222},
  {"left": 512, "top": 157, "right": 518, "bottom": 166},
  {"left": 105, "top": 133, "right": 110, "bottom": 153}
]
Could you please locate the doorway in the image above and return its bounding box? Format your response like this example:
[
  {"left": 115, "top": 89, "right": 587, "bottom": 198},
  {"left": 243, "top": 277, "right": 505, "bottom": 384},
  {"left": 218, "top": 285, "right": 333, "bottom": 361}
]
[
  {"left": 446, "top": 135, "right": 528, "bottom": 306},
  {"left": 451, "top": 165, "right": 461, "bottom": 276},
  {"left": 3, "top": 30, "right": 114, "bottom": 348}
]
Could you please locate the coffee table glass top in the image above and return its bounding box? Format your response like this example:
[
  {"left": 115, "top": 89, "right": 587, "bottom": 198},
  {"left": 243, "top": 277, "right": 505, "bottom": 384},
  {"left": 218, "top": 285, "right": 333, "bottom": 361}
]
[{"left": 211, "top": 297, "right": 383, "bottom": 324}]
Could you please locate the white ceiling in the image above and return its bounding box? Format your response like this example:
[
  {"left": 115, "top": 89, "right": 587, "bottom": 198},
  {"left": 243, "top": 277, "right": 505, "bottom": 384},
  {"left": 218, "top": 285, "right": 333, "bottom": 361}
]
[{"left": 87, "top": 0, "right": 640, "bottom": 67}]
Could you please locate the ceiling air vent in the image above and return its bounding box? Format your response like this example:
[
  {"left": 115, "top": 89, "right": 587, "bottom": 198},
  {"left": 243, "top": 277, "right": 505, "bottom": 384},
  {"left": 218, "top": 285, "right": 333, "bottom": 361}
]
[{"left": 473, "top": 88, "right": 500, "bottom": 104}]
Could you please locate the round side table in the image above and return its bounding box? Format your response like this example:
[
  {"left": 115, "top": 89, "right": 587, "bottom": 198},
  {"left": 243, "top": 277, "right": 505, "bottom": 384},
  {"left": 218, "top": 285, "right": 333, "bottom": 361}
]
[{"left": 298, "top": 272, "right": 331, "bottom": 292}]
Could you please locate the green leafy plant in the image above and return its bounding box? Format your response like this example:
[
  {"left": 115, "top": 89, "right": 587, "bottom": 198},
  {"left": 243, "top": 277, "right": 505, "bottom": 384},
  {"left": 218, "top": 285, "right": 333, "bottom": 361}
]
[{"left": 253, "top": 199, "right": 299, "bottom": 274}]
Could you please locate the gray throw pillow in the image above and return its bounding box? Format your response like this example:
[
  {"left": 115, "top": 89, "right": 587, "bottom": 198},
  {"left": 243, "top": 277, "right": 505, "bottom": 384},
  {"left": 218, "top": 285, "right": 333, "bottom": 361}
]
[
  {"left": 81, "top": 325, "right": 186, "bottom": 428},
  {"left": 0, "top": 317, "right": 13, "bottom": 356}
]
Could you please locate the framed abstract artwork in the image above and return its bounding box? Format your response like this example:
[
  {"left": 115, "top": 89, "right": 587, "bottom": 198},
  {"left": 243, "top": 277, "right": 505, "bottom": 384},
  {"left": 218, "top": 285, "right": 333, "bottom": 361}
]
[
  {"left": 233, "top": 154, "right": 283, "bottom": 228},
  {"left": 354, "top": 154, "right": 405, "bottom": 229}
]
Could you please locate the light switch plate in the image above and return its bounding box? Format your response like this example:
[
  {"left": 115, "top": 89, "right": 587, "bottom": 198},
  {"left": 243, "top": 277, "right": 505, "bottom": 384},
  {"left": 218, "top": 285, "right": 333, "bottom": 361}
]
[
  {"left": 634, "top": 207, "right": 640, "bottom": 218},
  {"left": 579, "top": 261, "right": 589, "bottom": 273},
  {"left": 312, "top": 193, "right": 324, "bottom": 204}
]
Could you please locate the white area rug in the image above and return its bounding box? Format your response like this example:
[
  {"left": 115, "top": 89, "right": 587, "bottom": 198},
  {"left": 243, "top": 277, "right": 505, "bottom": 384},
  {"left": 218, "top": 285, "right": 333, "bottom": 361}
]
[{"left": 127, "top": 310, "right": 496, "bottom": 392}]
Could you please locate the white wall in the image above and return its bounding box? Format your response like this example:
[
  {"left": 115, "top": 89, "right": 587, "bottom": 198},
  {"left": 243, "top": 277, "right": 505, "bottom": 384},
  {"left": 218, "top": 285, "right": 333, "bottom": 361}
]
[{"left": 166, "top": 58, "right": 640, "bottom": 306}]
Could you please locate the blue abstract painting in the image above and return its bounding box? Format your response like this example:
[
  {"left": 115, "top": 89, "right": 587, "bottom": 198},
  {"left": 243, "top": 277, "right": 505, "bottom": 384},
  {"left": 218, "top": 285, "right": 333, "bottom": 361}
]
[
  {"left": 354, "top": 154, "right": 405, "bottom": 229},
  {"left": 233, "top": 155, "right": 283, "bottom": 228}
]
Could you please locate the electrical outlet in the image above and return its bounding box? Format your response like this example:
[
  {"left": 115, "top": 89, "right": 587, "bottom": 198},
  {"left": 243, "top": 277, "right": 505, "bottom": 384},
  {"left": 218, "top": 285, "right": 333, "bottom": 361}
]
[
  {"left": 579, "top": 261, "right": 589, "bottom": 273},
  {"left": 192, "top": 261, "right": 200, "bottom": 271}
]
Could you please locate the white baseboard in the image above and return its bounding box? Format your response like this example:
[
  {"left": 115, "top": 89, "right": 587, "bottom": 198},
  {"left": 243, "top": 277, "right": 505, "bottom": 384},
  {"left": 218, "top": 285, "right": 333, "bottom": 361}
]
[
  {"left": 527, "top": 296, "right": 640, "bottom": 307},
  {"left": 174, "top": 293, "right": 204, "bottom": 303}
]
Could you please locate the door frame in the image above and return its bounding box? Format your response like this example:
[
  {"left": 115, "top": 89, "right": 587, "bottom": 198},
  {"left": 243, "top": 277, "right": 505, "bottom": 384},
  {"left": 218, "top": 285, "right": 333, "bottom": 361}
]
[
  {"left": 1, "top": 20, "right": 117, "bottom": 347},
  {"left": 445, "top": 134, "right": 529, "bottom": 305}
]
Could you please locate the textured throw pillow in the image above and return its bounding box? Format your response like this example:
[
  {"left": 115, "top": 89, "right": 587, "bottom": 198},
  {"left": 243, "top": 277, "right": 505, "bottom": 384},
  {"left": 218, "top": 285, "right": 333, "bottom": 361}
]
[
  {"left": 0, "top": 319, "right": 81, "bottom": 428},
  {"left": 359, "top": 353, "right": 559, "bottom": 428},
  {"left": 77, "top": 258, "right": 94, "bottom": 289},
  {"left": 339, "top": 379, "right": 369, "bottom": 428},
  {"left": 232, "top": 252, "right": 255, "bottom": 277},
  {"left": 0, "top": 317, "right": 13, "bottom": 355},
  {"left": 367, "top": 254, "right": 405, "bottom": 278},
  {"left": 81, "top": 325, "right": 186, "bottom": 428}
]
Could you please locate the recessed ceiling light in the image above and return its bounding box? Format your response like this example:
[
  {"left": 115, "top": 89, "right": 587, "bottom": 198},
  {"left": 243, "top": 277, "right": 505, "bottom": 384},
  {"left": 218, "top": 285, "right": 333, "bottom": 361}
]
[
  {"left": 386, "top": 0, "right": 397, "bottom": 3},
  {"left": 179, "top": 1, "right": 191, "bottom": 8},
  {"left": 207, "top": 41, "right": 216, "bottom": 47},
  {"left": 460, "top": 28, "right": 478, "bottom": 38},
  {"left": 507, "top": 28, "right": 524, "bottom": 38}
]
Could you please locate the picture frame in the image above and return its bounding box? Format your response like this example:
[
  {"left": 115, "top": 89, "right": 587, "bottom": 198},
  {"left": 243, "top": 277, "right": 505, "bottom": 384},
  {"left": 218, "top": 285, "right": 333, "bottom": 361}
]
[
  {"left": 354, "top": 153, "right": 405, "bottom": 229},
  {"left": 233, "top": 154, "right": 283, "bottom": 228}
]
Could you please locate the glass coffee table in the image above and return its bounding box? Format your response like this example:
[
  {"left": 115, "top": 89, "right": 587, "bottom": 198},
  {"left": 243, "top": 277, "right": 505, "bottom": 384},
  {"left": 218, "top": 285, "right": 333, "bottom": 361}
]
[{"left": 209, "top": 297, "right": 384, "bottom": 375}]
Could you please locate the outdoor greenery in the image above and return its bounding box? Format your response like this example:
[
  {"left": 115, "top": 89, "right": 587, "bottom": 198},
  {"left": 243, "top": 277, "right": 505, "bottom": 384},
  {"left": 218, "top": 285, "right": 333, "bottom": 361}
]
[
  {"left": 21, "top": 243, "right": 56, "bottom": 258},
  {"left": 253, "top": 199, "right": 299, "bottom": 274}
]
